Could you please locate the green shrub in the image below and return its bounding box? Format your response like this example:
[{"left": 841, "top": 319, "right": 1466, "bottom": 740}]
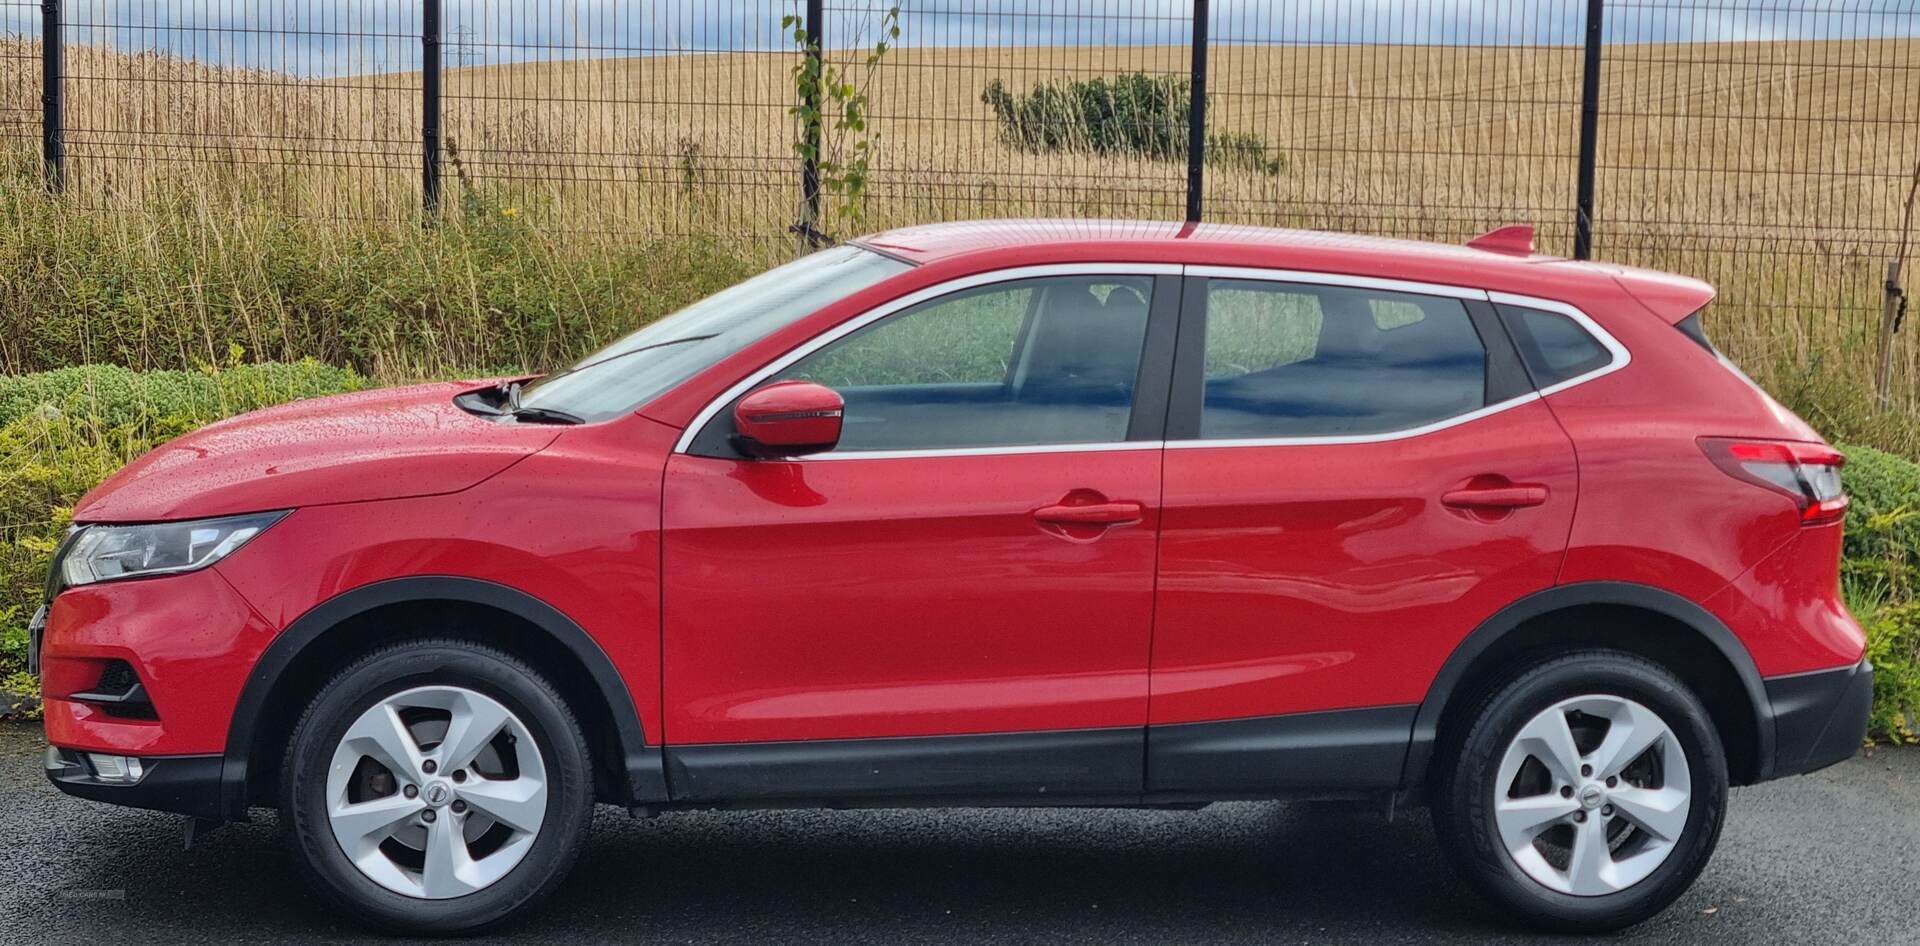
[
  {"left": 981, "top": 73, "right": 1283, "bottom": 175},
  {"left": 0, "top": 360, "right": 362, "bottom": 430},
  {"left": 1835, "top": 442, "right": 1920, "bottom": 741},
  {"left": 0, "top": 361, "right": 366, "bottom": 716},
  {"left": 0, "top": 671, "right": 37, "bottom": 720},
  {"left": 1840, "top": 444, "right": 1920, "bottom": 596},
  {"left": 1864, "top": 603, "right": 1920, "bottom": 743}
]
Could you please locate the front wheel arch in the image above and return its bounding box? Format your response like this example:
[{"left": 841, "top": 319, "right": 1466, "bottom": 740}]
[
  {"left": 1405, "top": 582, "right": 1771, "bottom": 791},
  {"left": 222, "top": 576, "right": 665, "bottom": 819}
]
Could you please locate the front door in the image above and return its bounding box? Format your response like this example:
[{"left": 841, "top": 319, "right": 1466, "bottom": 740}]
[
  {"left": 662, "top": 268, "right": 1179, "bottom": 802},
  {"left": 1147, "top": 271, "right": 1579, "bottom": 793}
]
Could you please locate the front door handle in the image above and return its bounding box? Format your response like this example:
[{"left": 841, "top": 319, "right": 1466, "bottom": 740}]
[
  {"left": 1033, "top": 500, "right": 1145, "bottom": 526},
  {"left": 1441, "top": 485, "right": 1549, "bottom": 510}
]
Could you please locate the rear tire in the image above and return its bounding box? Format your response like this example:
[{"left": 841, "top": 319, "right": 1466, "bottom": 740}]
[
  {"left": 1432, "top": 650, "right": 1728, "bottom": 932},
  {"left": 281, "top": 638, "right": 593, "bottom": 934}
]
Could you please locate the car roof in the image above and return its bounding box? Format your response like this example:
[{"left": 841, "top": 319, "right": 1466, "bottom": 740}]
[
  {"left": 852, "top": 219, "right": 1714, "bottom": 320},
  {"left": 859, "top": 218, "right": 1528, "bottom": 266}
]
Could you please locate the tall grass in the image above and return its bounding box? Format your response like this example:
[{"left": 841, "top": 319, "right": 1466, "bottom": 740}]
[
  {"left": 0, "top": 36, "right": 1914, "bottom": 409},
  {"left": 3, "top": 35, "right": 1904, "bottom": 408},
  {"left": 0, "top": 148, "right": 768, "bottom": 379}
]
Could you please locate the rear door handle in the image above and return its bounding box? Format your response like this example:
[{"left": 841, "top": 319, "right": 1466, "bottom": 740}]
[
  {"left": 1441, "top": 485, "right": 1548, "bottom": 510},
  {"left": 1033, "top": 501, "right": 1145, "bottom": 526}
]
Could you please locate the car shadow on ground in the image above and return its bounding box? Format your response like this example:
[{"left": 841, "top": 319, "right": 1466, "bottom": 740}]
[
  {"left": 31, "top": 797, "right": 1513, "bottom": 943},
  {"left": 13, "top": 726, "right": 1916, "bottom": 944}
]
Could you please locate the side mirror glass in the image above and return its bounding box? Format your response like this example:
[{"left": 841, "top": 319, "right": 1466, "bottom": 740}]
[{"left": 732, "top": 381, "right": 844, "bottom": 459}]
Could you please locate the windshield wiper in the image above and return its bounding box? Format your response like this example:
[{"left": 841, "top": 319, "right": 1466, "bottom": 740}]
[
  {"left": 508, "top": 405, "right": 586, "bottom": 425},
  {"left": 496, "top": 380, "right": 584, "bottom": 425}
]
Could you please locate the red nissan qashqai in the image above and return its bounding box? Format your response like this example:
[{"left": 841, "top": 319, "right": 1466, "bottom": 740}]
[{"left": 34, "top": 220, "right": 1870, "bottom": 934}]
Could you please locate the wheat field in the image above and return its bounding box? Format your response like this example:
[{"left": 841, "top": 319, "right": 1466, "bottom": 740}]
[{"left": 1, "top": 36, "right": 1917, "bottom": 403}]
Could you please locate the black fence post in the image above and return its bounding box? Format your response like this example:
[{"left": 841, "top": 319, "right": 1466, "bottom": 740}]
[
  {"left": 40, "top": 0, "right": 63, "bottom": 194},
  {"left": 1573, "top": 0, "right": 1604, "bottom": 259},
  {"left": 800, "top": 0, "right": 824, "bottom": 230},
  {"left": 422, "top": 0, "right": 443, "bottom": 221},
  {"left": 1186, "top": 0, "right": 1208, "bottom": 224}
]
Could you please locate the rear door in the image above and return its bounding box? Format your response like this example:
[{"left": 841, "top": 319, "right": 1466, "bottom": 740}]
[
  {"left": 662, "top": 266, "right": 1180, "bottom": 802},
  {"left": 1146, "top": 269, "right": 1579, "bottom": 794}
]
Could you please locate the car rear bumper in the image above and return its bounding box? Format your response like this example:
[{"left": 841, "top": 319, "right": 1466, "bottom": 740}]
[
  {"left": 44, "top": 746, "right": 229, "bottom": 821},
  {"left": 1764, "top": 659, "right": 1873, "bottom": 781}
]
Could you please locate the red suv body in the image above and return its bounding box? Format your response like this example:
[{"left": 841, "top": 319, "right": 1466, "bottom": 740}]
[{"left": 35, "top": 221, "right": 1871, "bottom": 933}]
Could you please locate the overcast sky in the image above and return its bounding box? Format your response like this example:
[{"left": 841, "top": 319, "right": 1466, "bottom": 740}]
[{"left": 2, "top": 1, "right": 1915, "bottom": 78}]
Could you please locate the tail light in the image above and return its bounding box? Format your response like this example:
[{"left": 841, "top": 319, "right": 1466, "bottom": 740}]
[{"left": 1699, "top": 438, "right": 1847, "bottom": 525}]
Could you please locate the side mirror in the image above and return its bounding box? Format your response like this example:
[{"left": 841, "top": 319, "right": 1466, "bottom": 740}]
[{"left": 732, "top": 380, "right": 844, "bottom": 459}]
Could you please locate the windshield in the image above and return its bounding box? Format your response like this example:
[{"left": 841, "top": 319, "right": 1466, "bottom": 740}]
[{"left": 517, "top": 244, "right": 911, "bottom": 422}]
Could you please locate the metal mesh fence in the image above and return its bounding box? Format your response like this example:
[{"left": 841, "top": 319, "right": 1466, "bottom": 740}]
[
  {"left": 1597, "top": 2, "right": 1920, "bottom": 389},
  {"left": 54, "top": 0, "right": 419, "bottom": 220},
  {"left": 441, "top": 1, "right": 796, "bottom": 235},
  {"left": 1205, "top": 1, "right": 1583, "bottom": 250},
  {"left": 0, "top": 1, "right": 1917, "bottom": 400},
  {"left": 843, "top": 0, "right": 1191, "bottom": 227},
  {"left": 0, "top": 1, "right": 38, "bottom": 147}
]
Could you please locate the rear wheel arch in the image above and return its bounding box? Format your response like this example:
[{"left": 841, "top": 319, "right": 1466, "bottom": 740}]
[
  {"left": 1405, "top": 582, "right": 1772, "bottom": 791},
  {"left": 222, "top": 576, "right": 664, "bottom": 819}
]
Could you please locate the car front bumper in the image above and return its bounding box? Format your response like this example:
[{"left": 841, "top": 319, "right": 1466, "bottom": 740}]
[
  {"left": 44, "top": 746, "right": 229, "bottom": 821},
  {"left": 1764, "top": 658, "right": 1874, "bottom": 780},
  {"left": 38, "top": 565, "right": 279, "bottom": 822}
]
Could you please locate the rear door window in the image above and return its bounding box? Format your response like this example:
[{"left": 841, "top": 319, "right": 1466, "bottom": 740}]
[{"left": 1197, "top": 280, "right": 1489, "bottom": 439}]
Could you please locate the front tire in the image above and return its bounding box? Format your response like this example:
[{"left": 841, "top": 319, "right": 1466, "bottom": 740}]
[
  {"left": 1433, "top": 650, "right": 1728, "bottom": 932},
  {"left": 281, "top": 639, "right": 594, "bottom": 934}
]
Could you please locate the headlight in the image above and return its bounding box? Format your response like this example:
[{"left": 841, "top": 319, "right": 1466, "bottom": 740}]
[{"left": 51, "top": 511, "right": 288, "bottom": 594}]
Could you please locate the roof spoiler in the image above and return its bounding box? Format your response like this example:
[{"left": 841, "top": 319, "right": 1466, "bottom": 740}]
[{"left": 1466, "top": 225, "right": 1536, "bottom": 257}]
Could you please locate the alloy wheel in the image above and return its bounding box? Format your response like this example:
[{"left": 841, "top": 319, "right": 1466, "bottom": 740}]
[
  {"left": 324, "top": 685, "right": 548, "bottom": 899},
  {"left": 1491, "top": 693, "right": 1692, "bottom": 897}
]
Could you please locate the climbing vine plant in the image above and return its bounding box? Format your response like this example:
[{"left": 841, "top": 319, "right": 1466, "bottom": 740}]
[{"left": 784, "top": 5, "right": 901, "bottom": 232}]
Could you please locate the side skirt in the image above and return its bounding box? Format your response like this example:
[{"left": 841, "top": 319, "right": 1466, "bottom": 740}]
[
  {"left": 665, "top": 727, "right": 1143, "bottom": 804},
  {"left": 659, "top": 705, "right": 1417, "bottom": 807},
  {"left": 1146, "top": 705, "right": 1417, "bottom": 794}
]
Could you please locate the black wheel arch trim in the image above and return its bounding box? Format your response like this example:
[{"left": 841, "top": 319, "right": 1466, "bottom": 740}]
[
  {"left": 1401, "top": 580, "right": 1775, "bottom": 790},
  {"left": 219, "top": 575, "right": 666, "bottom": 820}
]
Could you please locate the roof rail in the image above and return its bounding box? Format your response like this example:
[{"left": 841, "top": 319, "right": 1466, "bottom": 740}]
[{"left": 1466, "top": 225, "right": 1536, "bottom": 257}]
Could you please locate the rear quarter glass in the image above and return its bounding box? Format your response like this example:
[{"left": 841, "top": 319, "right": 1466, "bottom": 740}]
[{"left": 1499, "top": 305, "right": 1612, "bottom": 388}]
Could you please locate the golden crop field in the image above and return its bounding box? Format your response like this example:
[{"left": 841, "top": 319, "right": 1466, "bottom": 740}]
[{"left": 1, "top": 36, "right": 1916, "bottom": 403}]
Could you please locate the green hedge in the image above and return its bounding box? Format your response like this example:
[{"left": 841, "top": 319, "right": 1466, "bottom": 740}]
[
  {"left": 1841, "top": 444, "right": 1920, "bottom": 741},
  {"left": 1842, "top": 445, "right": 1920, "bottom": 589},
  {"left": 0, "top": 360, "right": 361, "bottom": 430},
  {"left": 1866, "top": 603, "right": 1920, "bottom": 743},
  {"left": 0, "top": 361, "right": 366, "bottom": 717}
]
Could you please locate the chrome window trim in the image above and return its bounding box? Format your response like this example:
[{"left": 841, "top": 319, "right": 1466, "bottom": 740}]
[
  {"left": 672, "top": 264, "right": 1631, "bottom": 458},
  {"left": 1185, "top": 265, "right": 1490, "bottom": 301},
  {"left": 1166, "top": 392, "right": 1545, "bottom": 450},
  {"left": 796, "top": 440, "right": 1164, "bottom": 462},
  {"left": 672, "top": 263, "right": 1180, "bottom": 455}
]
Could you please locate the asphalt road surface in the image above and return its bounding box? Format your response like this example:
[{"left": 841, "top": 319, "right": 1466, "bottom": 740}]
[{"left": 2, "top": 723, "right": 1915, "bottom": 945}]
